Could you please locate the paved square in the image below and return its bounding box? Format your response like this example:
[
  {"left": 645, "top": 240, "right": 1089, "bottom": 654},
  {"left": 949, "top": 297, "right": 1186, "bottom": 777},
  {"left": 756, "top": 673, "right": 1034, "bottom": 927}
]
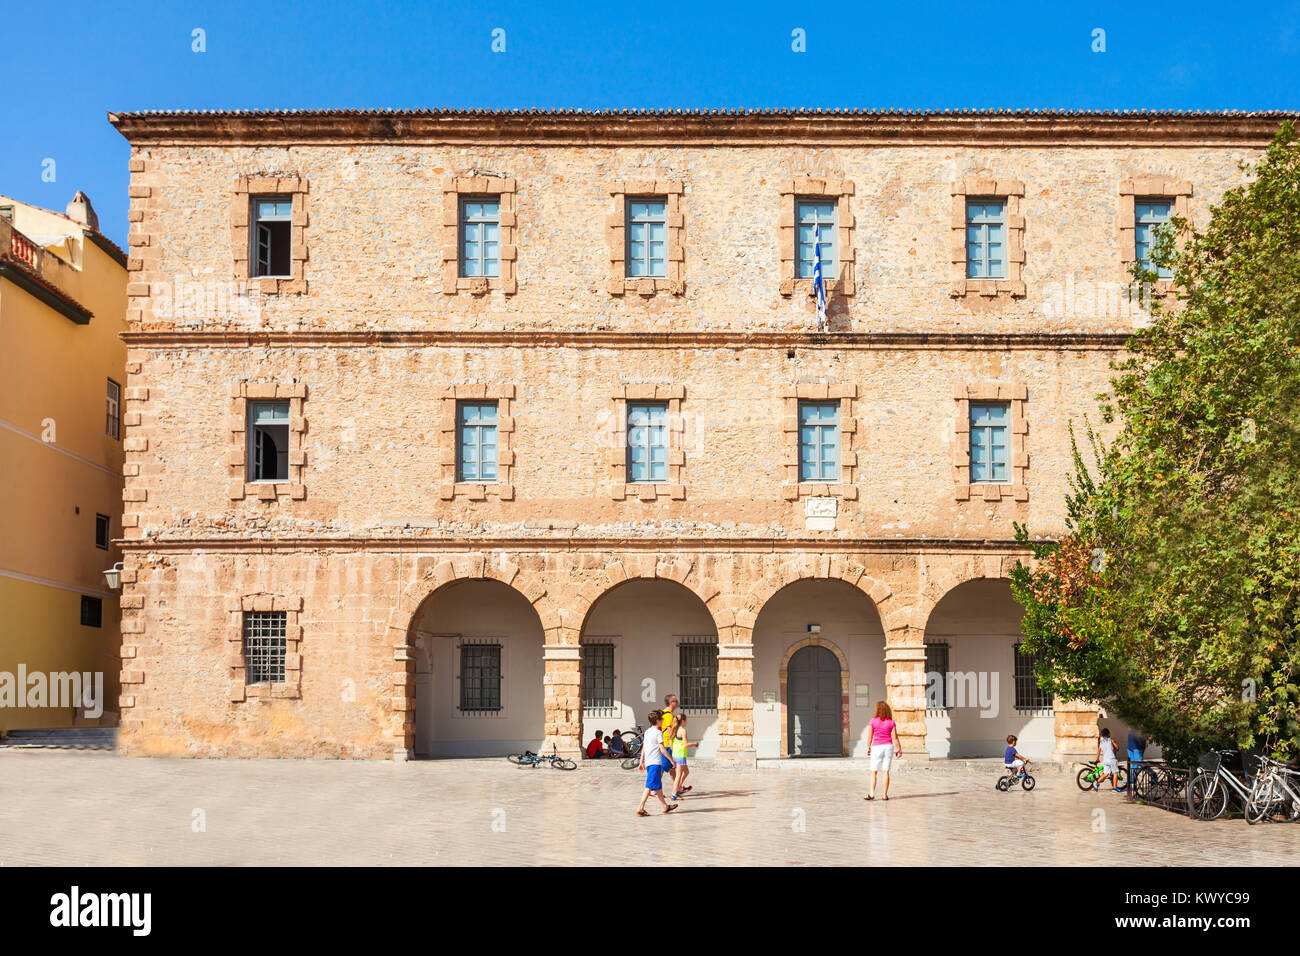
[{"left": 0, "top": 753, "right": 1294, "bottom": 866}]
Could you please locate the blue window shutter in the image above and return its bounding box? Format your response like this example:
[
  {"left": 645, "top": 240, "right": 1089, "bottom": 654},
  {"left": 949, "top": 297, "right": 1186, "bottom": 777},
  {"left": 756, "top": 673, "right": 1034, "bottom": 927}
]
[
  {"left": 457, "top": 401, "right": 499, "bottom": 482},
  {"left": 627, "top": 402, "right": 668, "bottom": 482},
  {"left": 798, "top": 400, "right": 840, "bottom": 482},
  {"left": 969, "top": 402, "right": 1010, "bottom": 484}
]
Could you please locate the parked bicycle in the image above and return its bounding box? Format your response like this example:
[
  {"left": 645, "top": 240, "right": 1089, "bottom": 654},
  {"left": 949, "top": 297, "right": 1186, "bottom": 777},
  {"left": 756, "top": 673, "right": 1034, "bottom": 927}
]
[
  {"left": 1245, "top": 754, "right": 1300, "bottom": 825},
  {"left": 1186, "top": 749, "right": 1259, "bottom": 821},
  {"left": 506, "top": 748, "right": 578, "bottom": 770},
  {"left": 1076, "top": 759, "right": 1127, "bottom": 792}
]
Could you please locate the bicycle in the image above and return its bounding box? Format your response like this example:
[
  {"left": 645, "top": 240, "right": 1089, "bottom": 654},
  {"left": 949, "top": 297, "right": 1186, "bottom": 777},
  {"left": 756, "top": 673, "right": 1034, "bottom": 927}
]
[
  {"left": 1186, "top": 749, "right": 1258, "bottom": 821},
  {"left": 996, "top": 765, "right": 1036, "bottom": 791},
  {"left": 506, "top": 748, "right": 578, "bottom": 770},
  {"left": 1076, "top": 759, "right": 1127, "bottom": 792},
  {"left": 1245, "top": 755, "right": 1300, "bottom": 825}
]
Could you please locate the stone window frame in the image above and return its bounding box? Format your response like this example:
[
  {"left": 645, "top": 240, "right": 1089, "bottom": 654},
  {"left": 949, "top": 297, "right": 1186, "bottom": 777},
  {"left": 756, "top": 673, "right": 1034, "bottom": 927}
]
[
  {"left": 227, "top": 594, "right": 303, "bottom": 701},
  {"left": 232, "top": 175, "right": 309, "bottom": 295},
  {"left": 437, "top": 385, "right": 516, "bottom": 501},
  {"left": 780, "top": 384, "right": 861, "bottom": 501},
  {"left": 1117, "top": 176, "right": 1192, "bottom": 297},
  {"left": 952, "top": 382, "right": 1029, "bottom": 502},
  {"left": 779, "top": 177, "right": 856, "bottom": 298},
  {"left": 605, "top": 180, "right": 685, "bottom": 297},
  {"left": 949, "top": 177, "right": 1026, "bottom": 299},
  {"left": 441, "top": 176, "right": 518, "bottom": 296},
  {"left": 228, "top": 383, "right": 307, "bottom": 501},
  {"left": 607, "top": 385, "right": 686, "bottom": 500}
]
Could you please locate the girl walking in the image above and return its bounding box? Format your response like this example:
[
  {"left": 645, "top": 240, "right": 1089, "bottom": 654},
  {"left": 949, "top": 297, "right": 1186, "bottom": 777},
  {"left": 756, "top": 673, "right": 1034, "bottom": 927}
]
[{"left": 670, "top": 713, "right": 699, "bottom": 799}]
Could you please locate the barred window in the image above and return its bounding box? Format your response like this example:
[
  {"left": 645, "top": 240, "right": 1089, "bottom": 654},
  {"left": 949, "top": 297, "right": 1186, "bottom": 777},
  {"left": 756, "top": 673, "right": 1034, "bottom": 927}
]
[
  {"left": 1013, "top": 643, "right": 1052, "bottom": 711},
  {"left": 243, "top": 611, "right": 287, "bottom": 684},
  {"left": 925, "top": 642, "right": 951, "bottom": 709},
  {"left": 582, "top": 642, "right": 615, "bottom": 712},
  {"left": 678, "top": 638, "right": 718, "bottom": 711},
  {"left": 459, "top": 642, "right": 502, "bottom": 712}
]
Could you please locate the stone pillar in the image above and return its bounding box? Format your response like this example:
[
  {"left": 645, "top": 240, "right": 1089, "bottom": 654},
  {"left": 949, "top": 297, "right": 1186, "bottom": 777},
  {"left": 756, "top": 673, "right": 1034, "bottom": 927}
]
[
  {"left": 715, "top": 642, "right": 756, "bottom": 768},
  {"left": 389, "top": 643, "right": 416, "bottom": 761},
  {"left": 1052, "top": 697, "right": 1099, "bottom": 763},
  {"left": 543, "top": 644, "right": 583, "bottom": 757},
  {"left": 884, "top": 635, "right": 928, "bottom": 760}
]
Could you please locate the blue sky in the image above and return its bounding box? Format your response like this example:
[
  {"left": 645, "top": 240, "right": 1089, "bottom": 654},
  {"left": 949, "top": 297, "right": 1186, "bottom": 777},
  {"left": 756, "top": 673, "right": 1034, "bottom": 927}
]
[{"left": 3, "top": 0, "right": 1296, "bottom": 246}]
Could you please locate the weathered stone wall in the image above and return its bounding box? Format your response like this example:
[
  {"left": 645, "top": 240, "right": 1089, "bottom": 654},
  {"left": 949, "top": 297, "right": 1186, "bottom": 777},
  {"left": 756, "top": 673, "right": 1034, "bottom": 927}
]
[{"left": 124, "top": 141, "right": 1254, "bottom": 334}]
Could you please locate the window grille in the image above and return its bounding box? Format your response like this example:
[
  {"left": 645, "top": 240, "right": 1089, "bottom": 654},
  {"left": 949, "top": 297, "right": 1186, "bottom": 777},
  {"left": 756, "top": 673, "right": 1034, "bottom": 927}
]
[
  {"left": 678, "top": 636, "right": 718, "bottom": 713},
  {"left": 243, "top": 611, "right": 287, "bottom": 684}
]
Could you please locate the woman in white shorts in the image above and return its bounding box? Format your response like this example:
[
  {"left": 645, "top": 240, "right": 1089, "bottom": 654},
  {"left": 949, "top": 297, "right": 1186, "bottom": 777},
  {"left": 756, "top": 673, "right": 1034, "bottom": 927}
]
[{"left": 865, "top": 701, "right": 903, "bottom": 800}]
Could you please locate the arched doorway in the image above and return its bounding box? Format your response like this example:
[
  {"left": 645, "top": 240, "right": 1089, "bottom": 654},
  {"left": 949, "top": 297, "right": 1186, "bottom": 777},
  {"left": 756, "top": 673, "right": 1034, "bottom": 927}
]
[
  {"left": 787, "top": 644, "right": 842, "bottom": 756},
  {"left": 753, "top": 578, "right": 885, "bottom": 758},
  {"left": 409, "top": 579, "right": 545, "bottom": 758}
]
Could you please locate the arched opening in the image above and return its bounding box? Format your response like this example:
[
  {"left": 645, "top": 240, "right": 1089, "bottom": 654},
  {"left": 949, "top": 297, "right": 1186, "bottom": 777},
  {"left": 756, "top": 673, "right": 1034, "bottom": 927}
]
[
  {"left": 579, "top": 578, "right": 719, "bottom": 758},
  {"left": 753, "top": 578, "right": 885, "bottom": 758},
  {"left": 409, "top": 578, "right": 545, "bottom": 758},
  {"left": 922, "top": 577, "right": 1047, "bottom": 759}
]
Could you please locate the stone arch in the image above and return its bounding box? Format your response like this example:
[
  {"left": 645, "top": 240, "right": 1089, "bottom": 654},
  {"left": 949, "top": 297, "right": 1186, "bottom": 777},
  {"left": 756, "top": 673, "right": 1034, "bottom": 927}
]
[
  {"left": 733, "top": 553, "right": 895, "bottom": 642},
  {"left": 915, "top": 552, "right": 1022, "bottom": 630},
  {"left": 778, "top": 636, "right": 851, "bottom": 758},
  {"left": 570, "top": 555, "right": 727, "bottom": 640},
  {"left": 385, "top": 553, "right": 554, "bottom": 760}
]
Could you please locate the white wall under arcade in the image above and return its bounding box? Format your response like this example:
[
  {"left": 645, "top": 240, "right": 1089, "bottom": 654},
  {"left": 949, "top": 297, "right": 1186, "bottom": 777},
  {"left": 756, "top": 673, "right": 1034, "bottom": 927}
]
[
  {"left": 411, "top": 580, "right": 545, "bottom": 757},
  {"left": 580, "top": 579, "right": 720, "bottom": 757},
  {"left": 923, "top": 579, "right": 1055, "bottom": 760}
]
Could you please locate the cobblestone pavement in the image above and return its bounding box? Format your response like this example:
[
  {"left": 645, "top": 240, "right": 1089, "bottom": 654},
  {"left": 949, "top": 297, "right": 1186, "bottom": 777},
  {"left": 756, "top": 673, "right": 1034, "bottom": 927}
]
[{"left": 1, "top": 753, "right": 1295, "bottom": 866}]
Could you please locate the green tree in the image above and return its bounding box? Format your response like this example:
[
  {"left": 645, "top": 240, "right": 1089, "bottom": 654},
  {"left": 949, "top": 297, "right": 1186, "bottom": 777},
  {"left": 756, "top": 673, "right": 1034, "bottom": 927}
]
[{"left": 1011, "top": 124, "right": 1300, "bottom": 764}]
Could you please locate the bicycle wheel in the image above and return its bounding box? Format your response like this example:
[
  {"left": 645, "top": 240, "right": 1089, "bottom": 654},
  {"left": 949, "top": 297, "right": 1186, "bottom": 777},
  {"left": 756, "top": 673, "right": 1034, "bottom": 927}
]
[
  {"left": 996, "top": 776, "right": 1010, "bottom": 791},
  {"left": 1132, "top": 767, "right": 1159, "bottom": 802},
  {"left": 1076, "top": 766, "right": 1095, "bottom": 791},
  {"left": 1187, "top": 773, "right": 1228, "bottom": 821},
  {"left": 1115, "top": 766, "right": 1128, "bottom": 789},
  {"left": 506, "top": 752, "right": 528, "bottom": 765},
  {"left": 1021, "top": 774, "right": 1036, "bottom": 791},
  {"left": 553, "top": 757, "right": 578, "bottom": 771},
  {"left": 1245, "top": 781, "right": 1274, "bottom": 825},
  {"left": 621, "top": 756, "right": 641, "bottom": 770}
]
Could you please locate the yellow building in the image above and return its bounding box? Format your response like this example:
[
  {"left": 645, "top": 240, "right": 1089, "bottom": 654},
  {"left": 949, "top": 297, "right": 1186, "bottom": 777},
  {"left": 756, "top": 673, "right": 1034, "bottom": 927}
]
[{"left": 0, "top": 192, "right": 126, "bottom": 733}]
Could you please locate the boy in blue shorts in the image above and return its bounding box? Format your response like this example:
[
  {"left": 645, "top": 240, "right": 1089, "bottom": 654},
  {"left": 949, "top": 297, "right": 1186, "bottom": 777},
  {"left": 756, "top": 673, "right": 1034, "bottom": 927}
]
[{"left": 636, "top": 710, "right": 679, "bottom": 816}]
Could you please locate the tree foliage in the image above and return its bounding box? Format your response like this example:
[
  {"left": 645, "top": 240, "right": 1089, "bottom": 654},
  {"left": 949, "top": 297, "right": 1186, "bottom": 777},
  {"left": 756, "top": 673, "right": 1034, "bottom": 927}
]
[{"left": 1011, "top": 124, "right": 1300, "bottom": 763}]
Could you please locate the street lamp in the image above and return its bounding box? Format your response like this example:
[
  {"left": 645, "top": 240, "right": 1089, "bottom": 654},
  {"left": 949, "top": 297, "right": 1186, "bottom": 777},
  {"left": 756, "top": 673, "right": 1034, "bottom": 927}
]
[{"left": 102, "top": 562, "right": 124, "bottom": 590}]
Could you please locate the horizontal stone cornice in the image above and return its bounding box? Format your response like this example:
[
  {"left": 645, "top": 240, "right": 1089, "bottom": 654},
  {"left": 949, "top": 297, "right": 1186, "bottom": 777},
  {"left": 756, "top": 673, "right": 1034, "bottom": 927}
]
[
  {"left": 107, "top": 108, "right": 1296, "bottom": 147},
  {"left": 116, "top": 535, "right": 1045, "bottom": 554},
  {"left": 120, "top": 329, "right": 1132, "bottom": 351}
]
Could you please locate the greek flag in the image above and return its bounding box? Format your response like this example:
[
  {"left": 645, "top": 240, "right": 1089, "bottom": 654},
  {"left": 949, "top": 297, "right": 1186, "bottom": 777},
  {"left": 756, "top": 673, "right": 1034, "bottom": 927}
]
[{"left": 811, "top": 224, "right": 828, "bottom": 331}]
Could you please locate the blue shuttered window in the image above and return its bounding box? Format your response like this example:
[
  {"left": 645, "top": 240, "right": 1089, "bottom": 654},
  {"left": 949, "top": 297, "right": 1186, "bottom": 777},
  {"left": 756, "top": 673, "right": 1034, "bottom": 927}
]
[
  {"left": 626, "top": 402, "right": 668, "bottom": 483},
  {"left": 969, "top": 402, "right": 1010, "bottom": 484},
  {"left": 796, "top": 200, "right": 837, "bottom": 278},
  {"left": 457, "top": 401, "right": 499, "bottom": 482},
  {"left": 1134, "top": 201, "right": 1173, "bottom": 278},
  {"left": 965, "top": 201, "right": 1007, "bottom": 279},
  {"left": 460, "top": 198, "right": 501, "bottom": 278},
  {"left": 626, "top": 199, "right": 668, "bottom": 278},
  {"left": 798, "top": 400, "right": 840, "bottom": 482}
]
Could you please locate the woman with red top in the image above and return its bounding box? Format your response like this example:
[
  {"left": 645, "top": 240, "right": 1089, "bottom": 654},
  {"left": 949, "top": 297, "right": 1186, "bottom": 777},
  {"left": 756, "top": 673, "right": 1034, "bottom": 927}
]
[{"left": 864, "top": 701, "right": 902, "bottom": 801}]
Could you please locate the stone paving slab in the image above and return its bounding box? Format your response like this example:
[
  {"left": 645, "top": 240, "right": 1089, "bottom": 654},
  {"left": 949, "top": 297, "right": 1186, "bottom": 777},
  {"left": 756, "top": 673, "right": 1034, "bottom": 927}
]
[{"left": 0, "top": 752, "right": 1294, "bottom": 866}]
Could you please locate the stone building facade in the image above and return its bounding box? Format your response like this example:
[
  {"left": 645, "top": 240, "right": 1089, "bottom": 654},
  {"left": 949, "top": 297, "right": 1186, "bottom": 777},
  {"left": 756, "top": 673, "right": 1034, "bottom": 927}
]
[{"left": 107, "top": 109, "right": 1288, "bottom": 762}]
